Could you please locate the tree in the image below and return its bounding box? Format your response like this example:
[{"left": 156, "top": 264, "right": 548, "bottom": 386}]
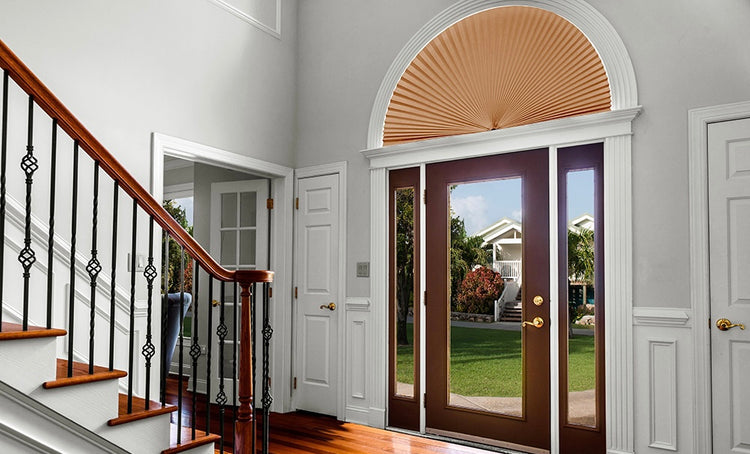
[
  {"left": 567, "top": 227, "right": 594, "bottom": 336},
  {"left": 163, "top": 200, "right": 194, "bottom": 294},
  {"left": 395, "top": 188, "right": 415, "bottom": 346}
]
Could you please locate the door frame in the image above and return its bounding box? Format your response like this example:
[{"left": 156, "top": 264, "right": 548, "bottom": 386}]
[
  {"left": 292, "top": 161, "right": 348, "bottom": 419},
  {"left": 688, "top": 100, "right": 750, "bottom": 453},
  {"left": 151, "top": 132, "right": 295, "bottom": 412}
]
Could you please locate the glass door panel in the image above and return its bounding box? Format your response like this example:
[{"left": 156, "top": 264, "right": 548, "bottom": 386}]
[{"left": 447, "top": 178, "right": 523, "bottom": 418}]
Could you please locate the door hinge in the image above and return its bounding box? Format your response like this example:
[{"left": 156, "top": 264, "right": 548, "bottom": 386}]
[
  {"left": 423, "top": 189, "right": 427, "bottom": 204},
  {"left": 423, "top": 392, "right": 426, "bottom": 408},
  {"left": 295, "top": 197, "right": 299, "bottom": 209},
  {"left": 293, "top": 377, "right": 297, "bottom": 389},
  {"left": 294, "top": 287, "right": 298, "bottom": 299},
  {"left": 423, "top": 290, "right": 427, "bottom": 306},
  {"left": 267, "top": 198, "right": 274, "bottom": 209},
  {"left": 268, "top": 287, "right": 273, "bottom": 298}
]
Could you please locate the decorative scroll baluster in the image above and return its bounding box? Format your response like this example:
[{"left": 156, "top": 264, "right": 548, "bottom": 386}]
[
  {"left": 86, "top": 162, "right": 102, "bottom": 373},
  {"left": 205, "top": 275, "right": 214, "bottom": 434},
  {"left": 232, "top": 281, "right": 238, "bottom": 438},
  {"left": 217, "top": 282, "right": 228, "bottom": 453},
  {"left": 142, "top": 218, "right": 157, "bottom": 407},
  {"left": 160, "top": 233, "right": 170, "bottom": 406},
  {"left": 262, "top": 282, "right": 273, "bottom": 453},
  {"left": 177, "top": 246, "right": 185, "bottom": 442},
  {"left": 0, "top": 70, "right": 8, "bottom": 332},
  {"left": 19, "top": 96, "right": 38, "bottom": 330},
  {"left": 108, "top": 181, "right": 119, "bottom": 371},
  {"left": 46, "top": 120, "right": 57, "bottom": 329},
  {"left": 67, "top": 143, "right": 79, "bottom": 377},
  {"left": 127, "top": 200, "right": 137, "bottom": 412},
  {"left": 190, "top": 261, "right": 201, "bottom": 440}
]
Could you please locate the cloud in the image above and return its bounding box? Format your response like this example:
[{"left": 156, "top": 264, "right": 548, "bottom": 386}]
[
  {"left": 512, "top": 209, "right": 522, "bottom": 222},
  {"left": 451, "top": 195, "right": 489, "bottom": 235}
]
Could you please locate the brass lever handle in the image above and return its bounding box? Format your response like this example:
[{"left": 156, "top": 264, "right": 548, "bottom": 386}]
[
  {"left": 521, "top": 316, "right": 544, "bottom": 329},
  {"left": 716, "top": 318, "right": 745, "bottom": 331},
  {"left": 212, "top": 299, "right": 220, "bottom": 307},
  {"left": 320, "top": 302, "right": 336, "bottom": 311}
]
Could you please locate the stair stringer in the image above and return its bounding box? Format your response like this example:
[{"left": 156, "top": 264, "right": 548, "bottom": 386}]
[{"left": 0, "top": 380, "right": 129, "bottom": 454}]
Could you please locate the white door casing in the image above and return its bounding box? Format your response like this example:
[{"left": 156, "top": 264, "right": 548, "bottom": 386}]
[
  {"left": 708, "top": 117, "right": 750, "bottom": 453},
  {"left": 209, "top": 179, "right": 269, "bottom": 401},
  {"left": 293, "top": 173, "right": 340, "bottom": 416}
]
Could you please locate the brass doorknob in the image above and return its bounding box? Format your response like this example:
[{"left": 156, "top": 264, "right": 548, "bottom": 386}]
[
  {"left": 212, "top": 299, "right": 221, "bottom": 307},
  {"left": 716, "top": 318, "right": 745, "bottom": 331},
  {"left": 320, "top": 302, "right": 336, "bottom": 311},
  {"left": 521, "top": 316, "right": 544, "bottom": 329}
]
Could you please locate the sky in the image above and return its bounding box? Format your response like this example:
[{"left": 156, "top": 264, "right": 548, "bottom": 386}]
[
  {"left": 172, "top": 196, "right": 194, "bottom": 226},
  {"left": 450, "top": 170, "right": 594, "bottom": 236}
]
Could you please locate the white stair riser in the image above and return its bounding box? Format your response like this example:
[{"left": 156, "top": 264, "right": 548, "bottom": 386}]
[
  {"left": 30, "top": 380, "right": 119, "bottom": 431},
  {"left": 98, "top": 413, "right": 172, "bottom": 453},
  {"left": 0, "top": 337, "right": 57, "bottom": 393}
]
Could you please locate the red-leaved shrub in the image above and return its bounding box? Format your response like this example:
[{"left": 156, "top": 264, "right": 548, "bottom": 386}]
[{"left": 454, "top": 266, "right": 504, "bottom": 314}]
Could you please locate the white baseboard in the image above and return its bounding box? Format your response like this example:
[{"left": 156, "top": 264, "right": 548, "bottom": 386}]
[{"left": 344, "top": 405, "right": 370, "bottom": 425}]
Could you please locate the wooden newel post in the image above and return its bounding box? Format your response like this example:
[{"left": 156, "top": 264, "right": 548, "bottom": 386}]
[{"left": 235, "top": 281, "right": 254, "bottom": 453}]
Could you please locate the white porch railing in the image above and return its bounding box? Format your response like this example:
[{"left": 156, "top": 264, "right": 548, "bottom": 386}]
[{"left": 493, "top": 260, "right": 521, "bottom": 280}]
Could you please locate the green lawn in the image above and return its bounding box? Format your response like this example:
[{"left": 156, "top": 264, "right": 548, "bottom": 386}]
[{"left": 396, "top": 324, "right": 595, "bottom": 397}]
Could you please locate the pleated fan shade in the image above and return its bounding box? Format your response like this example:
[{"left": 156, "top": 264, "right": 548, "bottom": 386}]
[{"left": 383, "top": 6, "right": 611, "bottom": 146}]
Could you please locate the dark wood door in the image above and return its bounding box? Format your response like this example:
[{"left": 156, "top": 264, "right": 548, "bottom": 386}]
[{"left": 425, "top": 149, "right": 550, "bottom": 451}]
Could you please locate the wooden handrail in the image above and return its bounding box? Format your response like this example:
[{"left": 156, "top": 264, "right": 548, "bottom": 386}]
[{"left": 0, "top": 39, "right": 272, "bottom": 284}]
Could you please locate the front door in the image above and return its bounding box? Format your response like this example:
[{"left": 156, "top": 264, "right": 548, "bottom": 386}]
[
  {"left": 293, "top": 173, "right": 340, "bottom": 416},
  {"left": 708, "top": 117, "right": 750, "bottom": 453},
  {"left": 425, "top": 149, "right": 550, "bottom": 451},
  {"left": 209, "top": 179, "right": 269, "bottom": 402}
]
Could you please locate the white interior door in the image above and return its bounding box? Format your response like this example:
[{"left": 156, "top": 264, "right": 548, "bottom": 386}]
[
  {"left": 209, "top": 179, "right": 269, "bottom": 402},
  {"left": 293, "top": 173, "right": 340, "bottom": 416},
  {"left": 709, "top": 117, "right": 750, "bottom": 453}
]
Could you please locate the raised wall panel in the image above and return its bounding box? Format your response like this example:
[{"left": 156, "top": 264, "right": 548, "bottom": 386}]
[
  {"left": 730, "top": 341, "right": 750, "bottom": 451},
  {"left": 303, "top": 316, "right": 330, "bottom": 385},
  {"left": 649, "top": 339, "right": 678, "bottom": 451},
  {"left": 305, "top": 188, "right": 332, "bottom": 214},
  {"left": 728, "top": 199, "right": 750, "bottom": 306},
  {"left": 349, "top": 320, "right": 366, "bottom": 399}
]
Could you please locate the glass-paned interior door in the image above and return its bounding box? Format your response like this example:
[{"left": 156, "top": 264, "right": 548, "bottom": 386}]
[{"left": 209, "top": 179, "right": 269, "bottom": 402}]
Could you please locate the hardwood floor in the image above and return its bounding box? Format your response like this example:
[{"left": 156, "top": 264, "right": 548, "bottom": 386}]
[{"left": 165, "top": 376, "right": 496, "bottom": 453}]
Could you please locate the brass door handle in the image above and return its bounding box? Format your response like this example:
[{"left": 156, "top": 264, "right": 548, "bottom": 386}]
[
  {"left": 320, "top": 302, "right": 336, "bottom": 311},
  {"left": 716, "top": 318, "right": 745, "bottom": 331},
  {"left": 521, "top": 316, "right": 544, "bottom": 329},
  {"left": 212, "top": 299, "right": 220, "bottom": 307}
]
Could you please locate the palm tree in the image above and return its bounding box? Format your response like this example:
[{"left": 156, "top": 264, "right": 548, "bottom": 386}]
[{"left": 567, "top": 227, "right": 594, "bottom": 337}]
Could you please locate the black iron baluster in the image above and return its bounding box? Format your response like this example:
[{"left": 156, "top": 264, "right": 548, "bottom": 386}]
[
  {"left": 251, "top": 279, "right": 257, "bottom": 454},
  {"left": 217, "top": 282, "right": 228, "bottom": 453},
  {"left": 262, "top": 282, "right": 273, "bottom": 453},
  {"left": 46, "top": 120, "right": 57, "bottom": 329},
  {"left": 190, "top": 261, "right": 201, "bottom": 440},
  {"left": 142, "top": 218, "right": 157, "bottom": 407},
  {"left": 108, "top": 181, "right": 119, "bottom": 371},
  {"left": 127, "top": 200, "right": 137, "bottom": 412},
  {"left": 67, "top": 143, "right": 79, "bottom": 377},
  {"left": 232, "top": 280, "right": 238, "bottom": 442},
  {"left": 19, "top": 96, "right": 38, "bottom": 330},
  {"left": 160, "top": 233, "right": 170, "bottom": 406},
  {"left": 86, "top": 162, "right": 102, "bottom": 374},
  {"left": 177, "top": 246, "right": 185, "bottom": 443},
  {"left": 0, "top": 71, "right": 8, "bottom": 332},
  {"left": 205, "top": 275, "right": 213, "bottom": 434}
]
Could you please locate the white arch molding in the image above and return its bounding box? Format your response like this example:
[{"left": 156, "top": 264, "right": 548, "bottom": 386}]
[{"left": 362, "top": 1, "right": 639, "bottom": 454}]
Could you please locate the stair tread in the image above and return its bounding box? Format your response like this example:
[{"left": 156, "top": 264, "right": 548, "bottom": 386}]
[
  {"left": 0, "top": 322, "right": 66, "bottom": 341},
  {"left": 108, "top": 393, "right": 178, "bottom": 426},
  {"left": 163, "top": 424, "right": 221, "bottom": 454},
  {"left": 43, "top": 359, "right": 127, "bottom": 389}
]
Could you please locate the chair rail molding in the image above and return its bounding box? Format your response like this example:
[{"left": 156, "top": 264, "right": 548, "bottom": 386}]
[{"left": 688, "top": 99, "right": 750, "bottom": 454}]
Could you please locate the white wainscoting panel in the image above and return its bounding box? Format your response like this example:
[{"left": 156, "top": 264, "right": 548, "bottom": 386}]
[
  {"left": 345, "top": 297, "right": 371, "bottom": 425},
  {"left": 633, "top": 308, "right": 695, "bottom": 454}
]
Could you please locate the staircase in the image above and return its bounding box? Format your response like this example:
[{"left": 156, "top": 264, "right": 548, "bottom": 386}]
[
  {"left": 0, "top": 40, "right": 274, "bottom": 453},
  {"left": 498, "top": 301, "right": 523, "bottom": 323}
]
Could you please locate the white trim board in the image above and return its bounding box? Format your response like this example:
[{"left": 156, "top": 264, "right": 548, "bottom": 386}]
[
  {"left": 151, "top": 132, "right": 294, "bottom": 413},
  {"left": 292, "top": 161, "right": 348, "bottom": 420},
  {"left": 205, "top": 0, "right": 281, "bottom": 39},
  {"left": 687, "top": 99, "right": 750, "bottom": 454}
]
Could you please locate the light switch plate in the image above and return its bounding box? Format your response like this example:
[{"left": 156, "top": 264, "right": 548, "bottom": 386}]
[{"left": 356, "top": 262, "right": 370, "bottom": 277}]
